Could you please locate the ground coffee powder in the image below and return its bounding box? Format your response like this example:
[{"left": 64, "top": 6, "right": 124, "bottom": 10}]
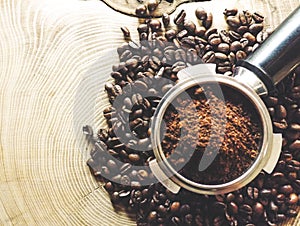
[{"left": 162, "top": 85, "right": 262, "bottom": 184}]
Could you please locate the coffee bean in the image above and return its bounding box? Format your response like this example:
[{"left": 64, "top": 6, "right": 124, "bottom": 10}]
[
  {"left": 203, "top": 12, "right": 213, "bottom": 29},
  {"left": 230, "top": 41, "right": 242, "bottom": 52},
  {"left": 237, "top": 25, "right": 248, "bottom": 35},
  {"left": 137, "top": 24, "right": 149, "bottom": 34},
  {"left": 208, "top": 35, "right": 221, "bottom": 46},
  {"left": 226, "top": 16, "right": 240, "bottom": 27},
  {"left": 174, "top": 9, "right": 186, "bottom": 25},
  {"left": 180, "top": 204, "right": 191, "bottom": 215},
  {"left": 273, "top": 119, "right": 288, "bottom": 130},
  {"left": 253, "top": 202, "right": 264, "bottom": 216},
  {"left": 150, "top": 20, "right": 161, "bottom": 31},
  {"left": 169, "top": 201, "right": 180, "bottom": 213},
  {"left": 249, "top": 23, "right": 263, "bottom": 35},
  {"left": 83, "top": 125, "right": 93, "bottom": 137},
  {"left": 280, "top": 185, "right": 293, "bottom": 195},
  {"left": 217, "top": 43, "right": 230, "bottom": 53},
  {"left": 223, "top": 8, "right": 238, "bottom": 16},
  {"left": 121, "top": 26, "right": 130, "bottom": 37},
  {"left": 195, "top": 7, "right": 207, "bottom": 20},
  {"left": 252, "top": 12, "right": 264, "bottom": 23},
  {"left": 162, "top": 13, "right": 170, "bottom": 27},
  {"left": 236, "top": 50, "right": 247, "bottom": 60},
  {"left": 147, "top": 0, "right": 158, "bottom": 12},
  {"left": 247, "top": 187, "right": 259, "bottom": 200},
  {"left": 177, "top": 29, "right": 188, "bottom": 39},
  {"left": 215, "top": 52, "right": 228, "bottom": 61},
  {"left": 228, "top": 202, "right": 238, "bottom": 215},
  {"left": 243, "top": 32, "right": 256, "bottom": 45},
  {"left": 275, "top": 105, "right": 287, "bottom": 119},
  {"left": 239, "top": 204, "right": 252, "bottom": 215},
  {"left": 219, "top": 30, "right": 230, "bottom": 43},
  {"left": 228, "top": 30, "right": 241, "bottom": 41},
  {"left": 184, "top": 20, "right": 196, "bottom": 34},
  {"left": 165, "top": 29, "right": 177, "bottom": 40},
  {"left": 264, "top": 96, "right": 279, "bottom": 106},
  {"left": 243, "top": 10, "right": 253, "bottom": 24},
  {"left": 135, "top": 5, "right": 147, "bottom": 17},
  {"left": 129, "top": 153, "right": 140, "bottom": 163},
  {"left": 195, "top": 26, "right": 206, "bottom": 37},
  {"left": 202, "top": 51, "right": 215, "bottom": 63}
]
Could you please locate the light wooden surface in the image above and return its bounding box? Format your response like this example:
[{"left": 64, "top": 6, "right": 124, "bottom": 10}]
[{"left": 0, "top": 0, "right": 299, "bottom": 225}]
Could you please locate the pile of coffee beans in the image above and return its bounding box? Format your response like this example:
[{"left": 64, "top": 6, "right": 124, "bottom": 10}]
[
  {"left": 162, "top": 85, "right": 262, "bottom": 184},
  {"left": 83, "top": 6, "right": 300, "bottom": 225}
]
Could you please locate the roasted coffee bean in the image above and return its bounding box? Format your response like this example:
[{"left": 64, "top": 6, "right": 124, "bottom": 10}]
[
  {"left": 180, "top": 204, "right": 191, "bottom": 215},
  {"left": 209, "top": 35, "right": 221, "bottom": 46},
  {"left": 240, "top": 38, "right": 249, "bottom": 48},
  {"left": 215, "top": 52, "right": 228, "bottom": 61},
  {"left": 204, "top": 28, "right": 217, "bottom": 39},
  {"left": 252, "top": 12, "right": 264, "bottom": 23},
  {"left": 165, "top": 29, "right": 177, "bottom": 40},
  {"left": 219, "top": 30, "right": 230, "bottom": 43},
  {"left": 226, "top": 16, "right": 240, "bottom": 27},
  {"left": 289, "top": 140, "right": 300, "bottom": 149},
  {"left": 228, "top": 30, "right": 241, "bottom": 41},
  {"left": 235, "top": 50, "right": 247, "bottom": 60},
  {"left": 280, "top": 185, "right": 293, "bottom": 195},
  {"left": 236, "top": 25, "right": 248, "bottom": 35},
  {"left": 184, "top": 20, "right": 196, "bottom": 34},
  {"left": 121, "top": 26, "right": 130, "bottom": 37},
  {"left": 162, "top": 13, "right": 170, "bottom": 27},
  {"left": 243, "top": 32, "right": 256, "bottom": 45},
  {"left": 195, "top": 7, "right": 207, "bottom": 20},
  {"left": 217, "top": 43, "right": 230, "bottom": 53},
  {"left": 149, "top": 20, "right": 161, "bottom": 31},
  {"left": 135, "top": 5, "right": 147, "bottom": 17},
  {"left": 202, "top": 51, "right": 215, "bottom": 63},
  {"left": 177, "top": 29, "right": 188, "bottom": 39},
  {"left": 243, "top": 10, "right": 253, "bottom": 24},
  {"left": 230, "top": 41, "right": 242, "bottom": 52},
  {"left": 249, "top": 23, "right": 263, "bottom": 35},
  {"left": 137, "top": 24, "right": 149, "bottom": 34},
  {"left": 223, "top": 8, "right": 238, "bottom": 16},
  {"left": 253, "top": 202, "right": 264, "bottom": 216},
  {"left": 290, "top": 123, "right": 300, "bottom": 131},
  {"left": 273, "top": 119, "right": 288, "bottom": 130},
  {"left": 239, "top": 204, "right": 252, "bottom": 216},
  {"left": 174, "top": 9, "right": 186, "bottom": 25},
  {"left": 195, "top": 26, "right": 206, "bottom": 37},
  {"left": 203, "top": 12, "right": 213, "bottom": 29},
  {"left": 147, "top": 0, "right": 158, "bottom": 12},
  {"left": 247, "top": 187, "right": 259, "bottom": 200},
  {"left": 228, "top": 52, "right": 236, "bottom": 64},
  {"left": 275, "top": 105, "right": 287, "bottom": 119},
  {"left": 228, "top": 202, "right": 238, "bottom": 215}
]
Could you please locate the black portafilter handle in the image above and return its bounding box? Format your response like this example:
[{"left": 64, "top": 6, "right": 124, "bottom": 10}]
[{"left": 234, "top": 6, "right": 300, "bottom": 95}]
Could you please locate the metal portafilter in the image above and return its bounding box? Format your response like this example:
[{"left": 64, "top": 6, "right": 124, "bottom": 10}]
[{"left": 149, "top": 6, "right": 300, "bottom": 195}]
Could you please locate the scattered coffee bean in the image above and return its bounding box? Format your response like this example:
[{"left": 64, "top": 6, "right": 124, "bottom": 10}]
[
  {"left": 147, "top": 0, "right": 158, "bottom": 12},
  {"left": 162, "top": 13, "right": 170, "bottom": 27},
  {"left": 174, "top": 9, "right": 186, "bottom": 25},
  {"left": 195, "top": 7, "right": 207, "bottom": 20},
  {"left": 223, "top": 8, "right": 238, "bottom": 17},
  {"left": 135, "top": 5, "right": 147, "bottom": 17}
]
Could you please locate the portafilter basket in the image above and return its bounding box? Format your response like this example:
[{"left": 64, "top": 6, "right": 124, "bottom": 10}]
[{"left": 149, "top": 6, "right": 300, "bottom": 195}]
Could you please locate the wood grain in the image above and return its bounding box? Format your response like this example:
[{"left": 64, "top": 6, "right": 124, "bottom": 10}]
[{"left": 0, "top": 0, "right": 299, "bottom": 225}]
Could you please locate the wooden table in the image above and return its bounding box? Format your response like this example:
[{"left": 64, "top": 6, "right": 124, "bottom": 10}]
[{"left": 0, "top": 0, "right": 299, "bottom": 225}]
